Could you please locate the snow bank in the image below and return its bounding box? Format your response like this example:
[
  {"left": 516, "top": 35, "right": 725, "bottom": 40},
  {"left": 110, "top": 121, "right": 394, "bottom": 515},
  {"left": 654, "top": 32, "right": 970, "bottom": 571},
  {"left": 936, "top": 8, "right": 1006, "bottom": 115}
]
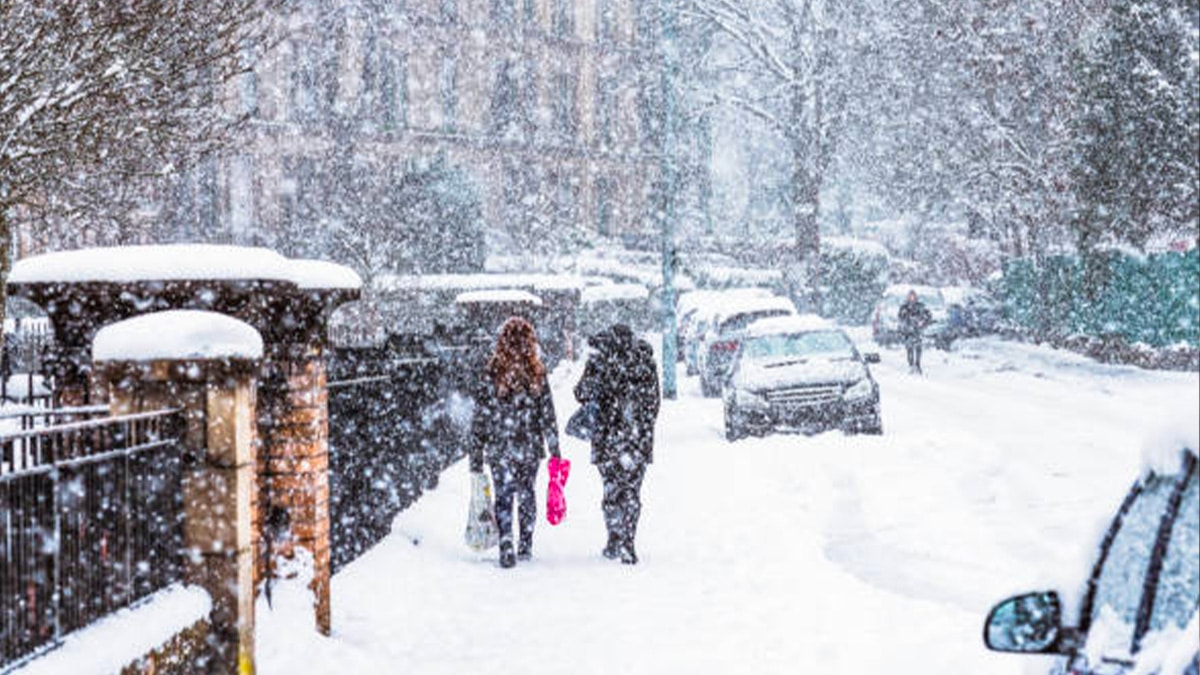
[
  {"left": 11, "top": 584, "right": 210, "bottom": 675},
  {"left": 9, "top": 245, "right": 361, "bottom": 291},
  {"left": 93, "top": 310, "right": 263, "bottom": 362}
]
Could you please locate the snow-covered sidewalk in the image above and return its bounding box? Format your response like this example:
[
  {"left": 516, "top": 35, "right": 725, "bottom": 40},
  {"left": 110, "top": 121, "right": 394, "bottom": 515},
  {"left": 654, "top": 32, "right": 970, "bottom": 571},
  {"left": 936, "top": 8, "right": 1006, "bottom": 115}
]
[{"left": 257, "top": 332, "right": 1197, "bottom": 674}]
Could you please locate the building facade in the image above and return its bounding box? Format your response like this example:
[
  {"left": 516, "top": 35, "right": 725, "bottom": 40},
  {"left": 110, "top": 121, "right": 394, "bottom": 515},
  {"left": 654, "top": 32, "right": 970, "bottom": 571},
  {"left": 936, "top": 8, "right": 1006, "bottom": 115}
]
[{"left": 168, "top": 0, "right": 667, "bottom": 259}]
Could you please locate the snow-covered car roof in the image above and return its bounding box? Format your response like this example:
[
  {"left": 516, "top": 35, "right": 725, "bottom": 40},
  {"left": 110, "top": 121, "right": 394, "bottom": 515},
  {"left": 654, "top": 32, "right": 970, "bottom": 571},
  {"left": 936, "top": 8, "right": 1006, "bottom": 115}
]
[
  {"left": 742, "top": 314, "right": 835, "bottom": 338},
  {"left": 1141, "top": 387, "right": 1200, "bottom": 477},
  {"left": 715, "top": 294, "right": 796, "bottom": 320},
  {"left": 676, "top": 287, "right": 775, "bottom": 316}
]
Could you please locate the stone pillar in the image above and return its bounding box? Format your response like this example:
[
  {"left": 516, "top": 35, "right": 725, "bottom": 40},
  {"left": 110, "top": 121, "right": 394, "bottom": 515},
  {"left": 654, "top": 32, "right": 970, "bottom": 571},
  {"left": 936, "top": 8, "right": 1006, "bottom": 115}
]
[
  {"left": 95, "top": 313, "right": 262, "bottom": 675},
  {"left": 258, "top": 343, "right": 332, "bottom": 635}
]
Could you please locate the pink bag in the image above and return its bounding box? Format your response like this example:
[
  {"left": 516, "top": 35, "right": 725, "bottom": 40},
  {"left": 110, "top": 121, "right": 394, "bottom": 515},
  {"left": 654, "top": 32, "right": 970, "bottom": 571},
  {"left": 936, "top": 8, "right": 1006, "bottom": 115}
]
[{"left": 546, "top": 457, "right": 570, "bottom": 525}]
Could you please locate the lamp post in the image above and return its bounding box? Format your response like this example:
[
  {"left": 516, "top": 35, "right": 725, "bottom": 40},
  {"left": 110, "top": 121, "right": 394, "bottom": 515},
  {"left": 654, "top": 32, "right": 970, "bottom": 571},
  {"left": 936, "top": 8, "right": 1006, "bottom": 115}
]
[{"left": 658, "top": 0, "right": 679, "bottom": 400}]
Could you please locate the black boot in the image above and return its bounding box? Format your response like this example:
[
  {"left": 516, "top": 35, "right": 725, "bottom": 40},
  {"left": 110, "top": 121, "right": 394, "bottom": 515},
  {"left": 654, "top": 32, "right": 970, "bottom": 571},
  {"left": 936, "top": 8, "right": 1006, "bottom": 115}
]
[
  {"left": 517, "top": 533, "right": 533, "bottom": 561},
  {"left": 620, "top": 541, "right": 638, "bottom": 565},
  {"left": 602, "top": 532, "right": 621, "bottom": 560},
  {"left": 499, "top": 541, "right": 516, "bottom": 568}
]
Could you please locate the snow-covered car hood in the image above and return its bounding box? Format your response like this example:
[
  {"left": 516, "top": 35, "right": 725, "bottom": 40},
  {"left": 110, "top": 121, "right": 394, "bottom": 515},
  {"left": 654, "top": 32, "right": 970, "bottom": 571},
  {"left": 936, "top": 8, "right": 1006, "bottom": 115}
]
[{"left": 733, "top": 355, "right": 869, "bottom": 391}]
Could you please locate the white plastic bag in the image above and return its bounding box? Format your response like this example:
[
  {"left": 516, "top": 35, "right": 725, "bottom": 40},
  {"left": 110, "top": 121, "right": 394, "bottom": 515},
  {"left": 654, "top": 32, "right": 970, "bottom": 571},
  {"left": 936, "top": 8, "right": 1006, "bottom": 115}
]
[{"left": 465, "top": 470, "right": 500, "bottom": 551}]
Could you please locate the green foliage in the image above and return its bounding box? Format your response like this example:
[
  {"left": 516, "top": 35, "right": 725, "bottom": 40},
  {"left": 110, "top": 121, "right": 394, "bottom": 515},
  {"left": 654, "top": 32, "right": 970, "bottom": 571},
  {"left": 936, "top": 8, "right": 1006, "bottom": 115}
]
[
  {"left": 818, "top": 242, "right": 891, "bottom": 325},
  {"left": 1000, "top": 248, "right": 1199, "bottom": 347}
]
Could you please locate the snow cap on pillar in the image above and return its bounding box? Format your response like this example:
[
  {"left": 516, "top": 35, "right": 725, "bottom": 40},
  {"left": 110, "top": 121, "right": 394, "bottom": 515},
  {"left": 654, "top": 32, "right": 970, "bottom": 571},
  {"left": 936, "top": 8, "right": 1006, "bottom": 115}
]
[{"left": 93, "top": 310, "right": 263, "bottom": 362}]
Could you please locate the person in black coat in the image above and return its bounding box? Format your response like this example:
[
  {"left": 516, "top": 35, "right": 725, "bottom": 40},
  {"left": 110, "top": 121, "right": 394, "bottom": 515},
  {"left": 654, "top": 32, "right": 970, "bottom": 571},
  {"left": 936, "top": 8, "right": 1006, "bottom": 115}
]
[
  {"left": 574, "top": 324, "right": 660, "bottom": 564},
  {"left": 470, "top": 317, "right": 561, "bottom": 568},
  {"left": 898, "top": 289, "right": 933, "bottom": 374}
]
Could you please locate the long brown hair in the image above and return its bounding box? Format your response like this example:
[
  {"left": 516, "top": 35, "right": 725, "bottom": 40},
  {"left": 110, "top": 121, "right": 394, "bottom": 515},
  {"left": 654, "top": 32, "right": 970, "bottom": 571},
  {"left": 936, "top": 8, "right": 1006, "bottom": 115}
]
[{"left": 487, "top": 317, "right": 546, "bottom": 398}]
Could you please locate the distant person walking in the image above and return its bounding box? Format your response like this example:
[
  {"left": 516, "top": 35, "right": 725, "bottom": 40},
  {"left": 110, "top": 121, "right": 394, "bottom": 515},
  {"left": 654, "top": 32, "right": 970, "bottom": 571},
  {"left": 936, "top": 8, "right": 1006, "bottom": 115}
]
[
  {"left": 574, "top": 324, "right": 661, "bottom": 564},
  {"left": 898, "top": 289, "right": 932, "bottom": 374},
  {"left": 470, "top": 317, "right": 562, "bottom": 568}
]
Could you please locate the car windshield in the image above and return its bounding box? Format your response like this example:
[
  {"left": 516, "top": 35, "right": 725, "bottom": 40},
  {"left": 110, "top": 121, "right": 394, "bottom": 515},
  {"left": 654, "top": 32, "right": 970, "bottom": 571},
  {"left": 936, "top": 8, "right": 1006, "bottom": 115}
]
[
  {"left": 1086, "top": 473, "right": 1179, "bottom": 656},
  {"left": 1149, "top": 469, "right": 1199, "bottom": 633},
  {"left": 743, "top": 330, "right": 854, "bottom": 360}
]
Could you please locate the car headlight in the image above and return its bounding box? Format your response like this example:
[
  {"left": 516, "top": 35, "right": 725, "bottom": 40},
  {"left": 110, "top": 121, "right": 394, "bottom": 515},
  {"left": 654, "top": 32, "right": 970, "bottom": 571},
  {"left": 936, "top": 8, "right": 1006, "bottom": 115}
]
[
  {"left": 733, "top": 388, "right": 768, "bottom": 408},
  {"left": 843, "top": 379, "right": 875, "bottom": 402}
]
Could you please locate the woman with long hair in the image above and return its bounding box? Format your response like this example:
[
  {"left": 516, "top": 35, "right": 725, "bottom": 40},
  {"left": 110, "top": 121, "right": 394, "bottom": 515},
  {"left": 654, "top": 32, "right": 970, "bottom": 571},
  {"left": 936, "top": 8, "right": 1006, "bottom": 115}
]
[{"left": 470, "top": 317, "right": 561, "bottom": 568}]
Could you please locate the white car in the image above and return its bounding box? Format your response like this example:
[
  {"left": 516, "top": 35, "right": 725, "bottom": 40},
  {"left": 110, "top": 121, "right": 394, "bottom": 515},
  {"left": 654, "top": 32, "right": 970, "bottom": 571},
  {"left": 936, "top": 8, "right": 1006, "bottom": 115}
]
[{"left": 696, "top": 294, "right": 797, "bottom": 397}]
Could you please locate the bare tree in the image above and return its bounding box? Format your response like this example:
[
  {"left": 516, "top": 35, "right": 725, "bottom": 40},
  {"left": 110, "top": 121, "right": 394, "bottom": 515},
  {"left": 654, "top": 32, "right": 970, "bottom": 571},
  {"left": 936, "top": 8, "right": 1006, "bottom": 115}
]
[
  {"left": 0, "top": 0, "right": 280, "bottom": 322},
  {"left": 686, "top": 0, "right": 855, "bottom": 307}
]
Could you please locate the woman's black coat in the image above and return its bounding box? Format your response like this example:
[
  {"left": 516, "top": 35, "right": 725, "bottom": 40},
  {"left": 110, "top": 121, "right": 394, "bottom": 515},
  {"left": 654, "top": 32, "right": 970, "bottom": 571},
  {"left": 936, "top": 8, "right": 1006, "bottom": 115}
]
[
  {"left": 470, "top": 378, "right": 560, "bottom": 471},
  {"left": 574, "top": 325, "right": 661, "bottom": 466}
]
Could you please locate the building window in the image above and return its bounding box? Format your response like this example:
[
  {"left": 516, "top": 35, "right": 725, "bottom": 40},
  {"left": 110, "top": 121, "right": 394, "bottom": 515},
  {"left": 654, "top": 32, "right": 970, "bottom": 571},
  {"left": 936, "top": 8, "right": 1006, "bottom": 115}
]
[
  {"left": 595, "top": 176, "right": 614, "bottom": 236},
  {"left": 440, "top": 51, "right": 458, "bottom": 132},
  {"left": 491, "top": 0, "right": 517, "bottom": 26},
  {"left": 596, "top": 0, "right": 616, "bottom": 43},
  {"left": 523, "top": 0, "right": 536, "bottom": 28},
  {"left": 595, "top": 73, "right": 616, "bottom": 149},
  {"left": 490, "top": 60, "right": 523, "bottom": 142},
  {"left": 364, "top": 30, "right": 407, "bottom": 130},
  {"left": 441, "top": 0, "right": 456, "bottom": 23},
  {"left": 552, "top": 72, "right": 577, "bottom": 143},
  {"left": 240, "top": 46, "right": 259, "bottom": 117},
  {"left": 552, "top": 0, "right": 573, "bottom": 38},
  {"left": 289, "top": 40, "right": 318, "bottom": 123}
]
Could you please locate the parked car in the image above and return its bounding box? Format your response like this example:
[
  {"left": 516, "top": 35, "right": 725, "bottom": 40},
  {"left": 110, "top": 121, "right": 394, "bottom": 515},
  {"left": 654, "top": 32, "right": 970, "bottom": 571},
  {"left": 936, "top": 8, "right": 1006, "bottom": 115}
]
[
  {"left": 983, "top": 445, "right": 1199, "bottom": 675},
  {"left": 721, "top": 315, "right": 883, "bottom": 441},
  {"left": 872, "top": 284, "right": 952, "bottom": 349},
  {"left": 697, "top": 295, "right": 797, "bottom": 397},
  {"left": 943, "top": 285, "right": 1003, "bottom": 339},
  {"left": 677, "top": 288, "right": 774, "bottom": 372}
]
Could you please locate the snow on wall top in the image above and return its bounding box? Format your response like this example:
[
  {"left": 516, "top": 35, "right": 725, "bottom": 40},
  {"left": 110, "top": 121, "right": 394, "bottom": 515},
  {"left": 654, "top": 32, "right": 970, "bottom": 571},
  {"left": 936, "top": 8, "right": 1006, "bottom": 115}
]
[
  {"left": 378, "top": 273, "right": 590, "bottom": 293},
  {"left": 10, "top": 584, "right": 210, "bottom": 675},
  {"left": 455, "top": 289, "right": 543, "bottom": 306},
  {"left": 9, "top": 245, "right": 361, "bottom": 290},
  {"left": 287, "top": 259, "right": 363, "bottom": 290},
  {"left": 581, "top": 284, "right": 650, "bottom": 303},
  {"left": 93, "top": 310, "right": 263, "bottom": 362}
]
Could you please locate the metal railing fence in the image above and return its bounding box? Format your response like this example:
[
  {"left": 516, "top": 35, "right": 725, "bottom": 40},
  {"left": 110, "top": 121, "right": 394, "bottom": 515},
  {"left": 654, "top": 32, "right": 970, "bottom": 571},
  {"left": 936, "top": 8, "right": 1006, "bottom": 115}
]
[{"left": 1, "top": 409, "right": 187, "bottom": 672}]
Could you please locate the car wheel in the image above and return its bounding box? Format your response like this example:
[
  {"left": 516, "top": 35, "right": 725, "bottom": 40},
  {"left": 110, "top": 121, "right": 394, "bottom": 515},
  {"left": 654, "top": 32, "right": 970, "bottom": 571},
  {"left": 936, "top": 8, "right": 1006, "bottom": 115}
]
[{"left": 724, "top": 406, "right": 746, "bottom": 442}]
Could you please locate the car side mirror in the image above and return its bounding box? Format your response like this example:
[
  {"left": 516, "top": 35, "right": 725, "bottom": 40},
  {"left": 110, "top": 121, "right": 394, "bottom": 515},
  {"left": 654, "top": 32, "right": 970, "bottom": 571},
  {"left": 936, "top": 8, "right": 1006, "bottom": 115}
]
[
  {"left": 864, "top": 352, "right": 881, "bottom": 364},
  {"left": 983, "top": 591, "right": 1064, "bottom": 654}
]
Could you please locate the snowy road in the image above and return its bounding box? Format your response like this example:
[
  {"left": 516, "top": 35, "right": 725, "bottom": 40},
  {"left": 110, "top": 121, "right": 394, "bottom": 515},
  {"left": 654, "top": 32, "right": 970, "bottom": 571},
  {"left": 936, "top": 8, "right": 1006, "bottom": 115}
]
[{"left": 258, "top": 332, "right": 1198, "bottom": 674}]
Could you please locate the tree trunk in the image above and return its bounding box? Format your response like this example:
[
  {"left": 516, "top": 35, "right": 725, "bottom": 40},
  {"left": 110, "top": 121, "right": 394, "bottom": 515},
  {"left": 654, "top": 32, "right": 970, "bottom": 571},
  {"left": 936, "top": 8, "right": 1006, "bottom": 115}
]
[
  {"left": 790, "top": 135, "right": 822, "bottom": 313},
  {"left": 0, "top": 207, "right": 10, "bottom": 363}
]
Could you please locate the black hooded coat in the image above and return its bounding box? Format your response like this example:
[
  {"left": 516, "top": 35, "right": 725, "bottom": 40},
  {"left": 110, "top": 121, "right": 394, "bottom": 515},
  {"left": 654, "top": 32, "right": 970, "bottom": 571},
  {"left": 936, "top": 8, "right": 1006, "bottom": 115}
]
[{"left": 573, "top": 325, "right": 660, "bottom": 465}]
